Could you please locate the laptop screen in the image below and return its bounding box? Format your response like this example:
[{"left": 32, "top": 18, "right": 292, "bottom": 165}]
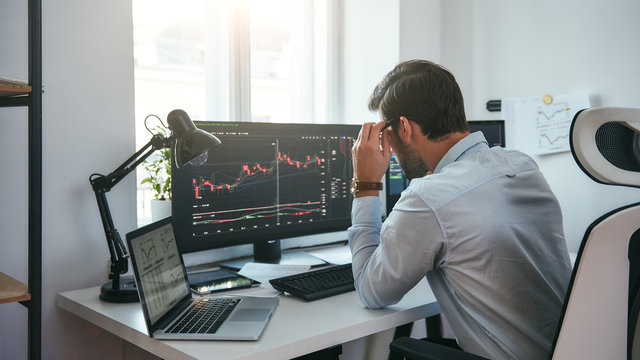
[{"left": 128, "top": 219, "right": 191, "bottom": 324}]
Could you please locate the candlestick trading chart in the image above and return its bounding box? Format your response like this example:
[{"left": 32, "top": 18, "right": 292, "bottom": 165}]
[{"left": 171, "top": 121, "right": 359, "bottom": 252}]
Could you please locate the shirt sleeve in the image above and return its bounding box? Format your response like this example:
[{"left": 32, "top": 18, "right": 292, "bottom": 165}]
[{"left": 347, "top": 191, "right": 446, "bottom": 309}]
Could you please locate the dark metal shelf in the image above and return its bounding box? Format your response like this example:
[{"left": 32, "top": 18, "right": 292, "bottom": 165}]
[
  {"left": 0, "top": 94, "right": 31, "bottom": 108},
  {"left": 1, "top": 0, "right": 42, "bottom": 359}
]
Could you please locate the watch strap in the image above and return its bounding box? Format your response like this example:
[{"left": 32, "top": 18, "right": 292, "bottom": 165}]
[
  {"left": 356, "top": 181, "right": 383, "bottom": 191},
  {"left": 351, "top": 178, "right": 383, "bottom": 196}
]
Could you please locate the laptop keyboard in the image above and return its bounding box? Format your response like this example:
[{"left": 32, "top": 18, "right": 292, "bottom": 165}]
[{"left": 167, "top": 297, "right": 240, "bottom": 334}]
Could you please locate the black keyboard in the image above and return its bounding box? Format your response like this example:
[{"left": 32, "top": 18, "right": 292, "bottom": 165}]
[{"left": 269, "top": 264, "right": 355, "bottom": 301}]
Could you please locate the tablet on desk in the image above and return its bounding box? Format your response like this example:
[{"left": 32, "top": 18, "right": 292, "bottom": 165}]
[{"left": 187, "top": 268, "right": 260, "bottom": 295}]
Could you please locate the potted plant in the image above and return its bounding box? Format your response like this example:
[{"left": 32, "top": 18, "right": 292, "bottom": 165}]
[{"left": 141, "top": 127, "right": 172, "bottom": 221}]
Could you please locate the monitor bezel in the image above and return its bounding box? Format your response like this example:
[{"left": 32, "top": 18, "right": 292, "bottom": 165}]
[
  {"left": 171, "top": 121, "right": 361, "bottom": 255},
  {"left": 465, "top": 120, "right": 506, "bottom": 148}
]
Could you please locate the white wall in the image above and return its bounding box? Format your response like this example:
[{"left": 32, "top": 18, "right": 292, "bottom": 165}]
[
  {"left": 439, "top": 0, "right": 640, "bottom": 251},
  {"left": 340, "top": 0, "right": 400, "bottom": 124},
  {"left": 0, "top": 1, "right": 154, "bottom": 359},
  {"left": 399, "top": 0, "right": 441, "bottom": 63}
]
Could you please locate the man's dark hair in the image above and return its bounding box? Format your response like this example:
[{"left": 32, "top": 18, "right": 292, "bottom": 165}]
[{"left": 368, "top": 59, "right": 468, "bottom": 140}]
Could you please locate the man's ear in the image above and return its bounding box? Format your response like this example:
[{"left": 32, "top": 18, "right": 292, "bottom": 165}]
[{"left": 398, "top": 116, "right": 412, "bottom": 142}]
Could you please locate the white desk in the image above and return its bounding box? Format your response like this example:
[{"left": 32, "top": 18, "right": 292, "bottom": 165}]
[{"left": 57, "top": 279, "right": 439, "bottom": 360}]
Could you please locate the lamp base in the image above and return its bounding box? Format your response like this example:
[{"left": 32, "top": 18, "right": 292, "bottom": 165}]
[{"left": 99, "top": 275, "right": 139, "bottom": 303}]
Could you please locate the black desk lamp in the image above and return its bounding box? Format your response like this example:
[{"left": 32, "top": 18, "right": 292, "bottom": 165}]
[{"left": 89, "top": 109, "right": 221, "bottom": 303}]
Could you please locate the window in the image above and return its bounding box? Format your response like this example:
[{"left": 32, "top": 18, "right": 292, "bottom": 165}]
[{"left": 132, "top": 0, "right": 338, "bottom": 224}]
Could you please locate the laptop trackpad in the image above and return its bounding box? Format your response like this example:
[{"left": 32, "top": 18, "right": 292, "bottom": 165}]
[{"left": 230, "top": 308, "right": 271, "bottom": 322}]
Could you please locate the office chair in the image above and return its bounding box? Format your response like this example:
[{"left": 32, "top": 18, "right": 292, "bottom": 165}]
[{"left": 389, "top": 107, "right": 640, "bottom": 360}]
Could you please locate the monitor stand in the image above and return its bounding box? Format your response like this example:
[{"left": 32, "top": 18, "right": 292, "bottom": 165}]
[{"left": 219, "top": 239, "right": 326, "bottom": 272}]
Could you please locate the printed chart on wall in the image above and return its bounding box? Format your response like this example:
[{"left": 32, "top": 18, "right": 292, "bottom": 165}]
[{"left": 502, "top": 93, "right": 591, "bottom": 155}]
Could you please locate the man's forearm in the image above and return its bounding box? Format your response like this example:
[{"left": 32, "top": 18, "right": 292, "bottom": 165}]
[{"left": 348, "top": 196, "right": 386, "bottom": 308}]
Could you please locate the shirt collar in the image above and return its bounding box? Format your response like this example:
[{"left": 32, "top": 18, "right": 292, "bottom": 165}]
[{"left": 433, "top": 131, "right": 489, "bottom": 174}]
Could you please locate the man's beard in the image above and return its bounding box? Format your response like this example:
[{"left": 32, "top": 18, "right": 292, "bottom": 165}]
[{"left": 394, "top": 138, "right": 430, "bottom": 180}]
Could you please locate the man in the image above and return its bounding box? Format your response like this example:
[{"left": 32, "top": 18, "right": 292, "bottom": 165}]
[{"left": 348, "top": 60, "right": 572, "bottom": 359}]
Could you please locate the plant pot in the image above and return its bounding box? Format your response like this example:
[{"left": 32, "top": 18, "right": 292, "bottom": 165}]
[{"left": 150, "top": 199, "right": 171, "bottom": 222}]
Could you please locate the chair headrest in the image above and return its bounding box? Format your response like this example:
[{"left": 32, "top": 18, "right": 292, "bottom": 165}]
[{"left": 570, "top": 107, "right": 640, "bottom": 187}]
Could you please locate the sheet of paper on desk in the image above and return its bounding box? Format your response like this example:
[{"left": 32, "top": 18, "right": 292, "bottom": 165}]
[
  {"left": 308, "top": 245, "right": 352, "bottom": 265},
  {"left": 219, "top": 263, "right": 311, "bottom": 297},
  {"left": 240, "top": 262, "right": 310, "bottom": 282}
]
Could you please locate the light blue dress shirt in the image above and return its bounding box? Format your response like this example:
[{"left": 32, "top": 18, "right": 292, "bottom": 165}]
[{"left": 348, "top": 132, "right": 572, "bottom": 360}]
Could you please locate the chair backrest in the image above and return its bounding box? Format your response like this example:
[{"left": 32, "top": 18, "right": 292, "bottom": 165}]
[
  {"left": 550, "top": 203, "right": 640, "bottom": 359},
  {"left": 629, "top": 229, "right": 640, "bottom": 359},
  {"left": 549, "top": 107, "right": 640, "bottom": 359},
  {"left": 569, "top": 107, "right": 640, "bottom": 187}
]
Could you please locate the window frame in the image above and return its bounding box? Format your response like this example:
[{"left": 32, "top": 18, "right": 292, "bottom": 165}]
[{"left": 133, "top": 0, "right": 341, "bottom": 225}]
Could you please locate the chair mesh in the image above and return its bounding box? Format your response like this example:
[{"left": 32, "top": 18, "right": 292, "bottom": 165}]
[{"left": 595, "top": 122, "right": 640, "bottom": 171}]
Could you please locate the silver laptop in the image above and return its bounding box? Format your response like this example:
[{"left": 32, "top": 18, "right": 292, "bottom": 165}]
[{"left": 126, "top": 216, "right": 278, "bottom": 340}]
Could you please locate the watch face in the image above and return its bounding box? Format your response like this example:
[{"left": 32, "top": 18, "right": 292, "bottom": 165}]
[{"left": 350, "top": 178, "right": 357, "bottom": 196}]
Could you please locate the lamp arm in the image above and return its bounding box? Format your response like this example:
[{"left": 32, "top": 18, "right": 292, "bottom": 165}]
[
  {"left": 95, "top": 134, "right": 173, "bottom": 192},
  {"left": 93, "top": 189, "right": 129, "bottom": 288},
  {"left": 89, "top": 134, "right": 174, "bottom": 290}
]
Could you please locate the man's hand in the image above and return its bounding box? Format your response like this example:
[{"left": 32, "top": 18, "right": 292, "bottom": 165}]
[{"left": 352, "top": 121, "right": 392, "bottom": 183}]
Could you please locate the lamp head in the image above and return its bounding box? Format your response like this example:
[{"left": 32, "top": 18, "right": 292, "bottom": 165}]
[{"left": 167, "top": 109, "right": 222, "bottom": 168}]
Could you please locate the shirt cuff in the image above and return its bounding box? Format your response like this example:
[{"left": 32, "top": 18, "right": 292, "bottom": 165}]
[{"left": 351, "top": 196, "right": 382, "bottom": 226}]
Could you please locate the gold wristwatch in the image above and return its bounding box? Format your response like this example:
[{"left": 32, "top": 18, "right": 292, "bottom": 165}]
[{"left": 350, "top": 178, "right": 383, "bottom": 197}]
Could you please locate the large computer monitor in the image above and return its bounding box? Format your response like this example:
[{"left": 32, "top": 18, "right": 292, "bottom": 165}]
[
  {"left": 385, "top": 120, "right": 505, "bottom": 214},
  {"left": 172, "top": 121, "right": 360, "bottom": 265}
]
